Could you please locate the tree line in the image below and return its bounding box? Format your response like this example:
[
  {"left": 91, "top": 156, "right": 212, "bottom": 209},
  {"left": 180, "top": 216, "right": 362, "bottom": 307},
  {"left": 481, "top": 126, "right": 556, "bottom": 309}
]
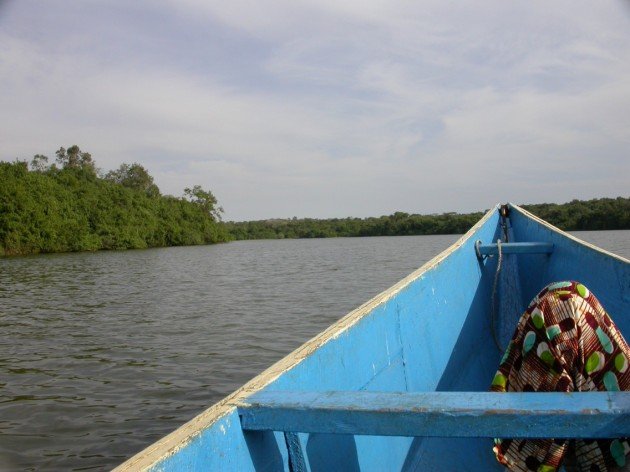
[
  {"left": 2, "top": 146, "right": 628, "bottom": 256},
  {"left": 224, "top": 197, "right": 630, "bottom": 240},
  {"left": 0, "top": 146, "right": 229, "bottom": 256}
]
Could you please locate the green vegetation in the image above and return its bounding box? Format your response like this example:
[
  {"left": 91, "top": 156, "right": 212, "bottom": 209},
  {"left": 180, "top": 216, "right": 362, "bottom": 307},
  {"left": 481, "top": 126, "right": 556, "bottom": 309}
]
[
  {"left": 0, "top": 146, "right": 229, "bottom": 256},
  {"left": 225, "top": 197, "right": 630, "bottom": 240},
  {"left": 2, "top": 145, "right": 628, "bottom": 256},
  {"left": 520, "top": 198, "right": 630, "bottom": 231},
  {"left": 224, "top": 211, "right": 485, "bottom": 240}
]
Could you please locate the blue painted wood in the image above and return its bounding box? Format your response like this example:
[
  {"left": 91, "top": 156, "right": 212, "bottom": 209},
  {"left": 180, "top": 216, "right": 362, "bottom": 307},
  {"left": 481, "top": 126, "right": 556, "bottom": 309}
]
[
  {"left": 477, "top": 242, "right": 554, "bottom": 255},
  {"left": 240, "top": 391, "right": 630, "bottom": 438},
  {"left": 146, "top": 410, "right": 288, "bottom": 472},
  {"left": 118, "top": 204, "right": 630, "bottom": 472},
  {"left": 508, "top": 205, "right": 629, "bottom": 338}
]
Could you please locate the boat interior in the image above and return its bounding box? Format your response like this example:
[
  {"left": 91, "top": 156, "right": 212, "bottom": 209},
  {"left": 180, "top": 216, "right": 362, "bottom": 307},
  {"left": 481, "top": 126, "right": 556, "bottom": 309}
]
[{"left": 131, "top": 204, "right": 629, "bottom": 472}]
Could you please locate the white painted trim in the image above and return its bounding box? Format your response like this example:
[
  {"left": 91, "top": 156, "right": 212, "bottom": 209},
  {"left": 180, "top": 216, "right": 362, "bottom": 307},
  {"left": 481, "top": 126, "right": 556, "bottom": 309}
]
[{"left": 114, "top": 205, "right": 501, "bottom": 471}]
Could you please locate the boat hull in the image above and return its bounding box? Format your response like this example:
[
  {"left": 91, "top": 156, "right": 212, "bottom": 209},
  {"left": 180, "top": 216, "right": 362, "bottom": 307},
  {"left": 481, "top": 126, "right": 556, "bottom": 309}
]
[{"left": 116, "top": 204, "right": 629, "bottom": 471}]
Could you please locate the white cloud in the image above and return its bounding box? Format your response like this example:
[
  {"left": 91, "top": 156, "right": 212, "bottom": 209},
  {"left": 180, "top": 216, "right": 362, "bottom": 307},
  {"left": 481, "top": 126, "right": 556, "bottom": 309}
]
[{"left": 1, "top": 0, "right": 629, "bottom": 219}]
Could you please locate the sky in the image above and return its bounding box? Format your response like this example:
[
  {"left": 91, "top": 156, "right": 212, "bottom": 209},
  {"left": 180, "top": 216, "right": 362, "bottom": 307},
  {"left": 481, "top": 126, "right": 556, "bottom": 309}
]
[{"left": 1, "top": 0, "right": 629, "bottom": 221}]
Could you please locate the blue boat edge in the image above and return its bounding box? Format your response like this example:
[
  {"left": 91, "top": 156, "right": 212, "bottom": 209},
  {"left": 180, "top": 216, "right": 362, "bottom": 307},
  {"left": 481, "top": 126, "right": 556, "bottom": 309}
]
[
  {"left": 113, "top": 203, "right": 630, "bottom": 471},
  {"left": 511, "top": 203, "right": 629, "bottom": 264},
  {"left": 113, "top": 204, "right": 503, "bottom": 471}
]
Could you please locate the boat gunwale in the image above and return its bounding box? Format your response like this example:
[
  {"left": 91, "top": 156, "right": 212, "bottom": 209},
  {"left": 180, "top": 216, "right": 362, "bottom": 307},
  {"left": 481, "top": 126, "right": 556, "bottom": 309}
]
[
  {"left": 509, "top": 203, "right": 630, "bottom": 264},
  {"left": 114, "top": 205, "right": 501, "bottom": 471}
]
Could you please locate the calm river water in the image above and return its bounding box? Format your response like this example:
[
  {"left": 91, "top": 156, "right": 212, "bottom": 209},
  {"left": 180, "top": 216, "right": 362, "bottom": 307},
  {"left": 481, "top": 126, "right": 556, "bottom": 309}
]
[{"left": 1, "top": 231, "right": 628, "bottom": 471}]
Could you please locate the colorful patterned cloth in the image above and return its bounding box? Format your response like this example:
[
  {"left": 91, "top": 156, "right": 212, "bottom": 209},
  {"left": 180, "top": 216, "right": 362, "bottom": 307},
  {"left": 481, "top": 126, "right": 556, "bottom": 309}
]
[{"left": 490, "top": 281, "right": 630, "bottom": 472}]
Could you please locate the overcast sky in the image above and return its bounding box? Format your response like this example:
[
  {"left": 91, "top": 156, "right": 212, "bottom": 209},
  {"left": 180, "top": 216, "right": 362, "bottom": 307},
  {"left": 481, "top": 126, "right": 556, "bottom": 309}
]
[{"left": 1, "top": 1, "right": 629, "bottom": 220}]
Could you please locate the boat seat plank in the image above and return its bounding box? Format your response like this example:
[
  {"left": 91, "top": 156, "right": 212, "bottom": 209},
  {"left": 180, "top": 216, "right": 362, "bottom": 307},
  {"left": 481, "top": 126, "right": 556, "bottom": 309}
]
[{"left": 238, "top": 391, "right": 630, "bottom": 438}]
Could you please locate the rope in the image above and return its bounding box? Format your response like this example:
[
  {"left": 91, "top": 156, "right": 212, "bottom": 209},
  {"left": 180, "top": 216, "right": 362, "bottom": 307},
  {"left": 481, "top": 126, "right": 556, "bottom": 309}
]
[{"left": 490, "top": 238, "right": 504, "bottom": 353}]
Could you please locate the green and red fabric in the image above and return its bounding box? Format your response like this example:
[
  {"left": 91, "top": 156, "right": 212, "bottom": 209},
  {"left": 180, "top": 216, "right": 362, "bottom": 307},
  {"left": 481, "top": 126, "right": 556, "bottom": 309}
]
[{"left": 491, "top": 281, "right": 630, "bottom": 472}]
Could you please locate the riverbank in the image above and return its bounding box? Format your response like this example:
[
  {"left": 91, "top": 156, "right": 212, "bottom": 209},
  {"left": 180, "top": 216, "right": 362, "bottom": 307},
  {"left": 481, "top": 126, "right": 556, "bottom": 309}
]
[
  {"left": 2, "top": 152, "right": 627, "bottom": 256},
  {"left": 224, "top": 197, "right": 630, "bottom": 240},
  {"left": 0, "top": 155, "right": 230, "bottom": 257}
]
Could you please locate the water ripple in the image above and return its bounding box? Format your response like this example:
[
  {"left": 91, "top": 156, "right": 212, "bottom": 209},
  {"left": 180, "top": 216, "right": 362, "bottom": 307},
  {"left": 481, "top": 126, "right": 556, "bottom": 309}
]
[{"left": 0, "top": 232, "right": 628, "bottom": 471}]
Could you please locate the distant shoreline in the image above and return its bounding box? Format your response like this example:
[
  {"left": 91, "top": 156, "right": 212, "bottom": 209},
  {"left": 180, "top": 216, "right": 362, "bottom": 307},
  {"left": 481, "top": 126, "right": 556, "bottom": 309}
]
[
  {"left": 1, "top": 157, "right": 627, "bottom": 257},
  {"left": 224, "top": 197, "right": 630, "bottom": 241}
]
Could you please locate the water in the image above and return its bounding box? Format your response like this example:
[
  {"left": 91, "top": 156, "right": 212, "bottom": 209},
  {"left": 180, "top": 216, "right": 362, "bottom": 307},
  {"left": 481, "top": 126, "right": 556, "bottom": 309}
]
[{"left": 0, "top": 231, "right": 628, "bottom": 471}]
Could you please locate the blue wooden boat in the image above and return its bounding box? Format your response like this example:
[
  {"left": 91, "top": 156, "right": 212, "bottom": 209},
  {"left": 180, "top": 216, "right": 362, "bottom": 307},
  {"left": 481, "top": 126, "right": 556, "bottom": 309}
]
[{"left": 115, "top": 204, "right": 629, "bottom": 471}]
